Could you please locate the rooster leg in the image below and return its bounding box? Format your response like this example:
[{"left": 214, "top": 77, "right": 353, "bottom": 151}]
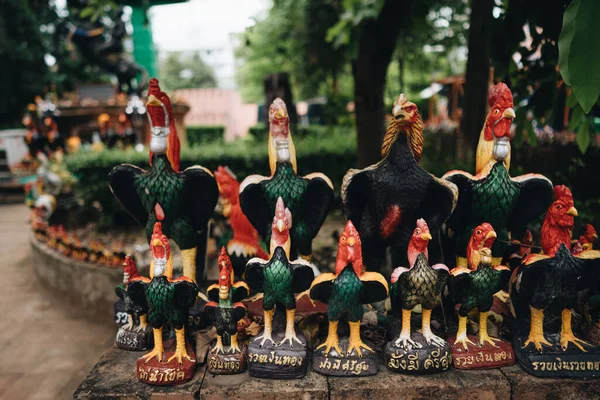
[
  {"left": 181, "top": 247, "right": 197, "bottom": 283},
  {"left": 421, "top": 308, "right": 445, "bottom": 347},
  {"left": 523, "top": 306, "right": 552, "bottom": 351},
  {"left": 316, "top": 320, "right": 342, "bottom": 356},
  {"left": 453, "top": 315, "right": 475, "bottom": 350},
  {"left": 135, "top": 314, "right": 148, "bottom": 332},
  {"left": 167, "top": 327, "right": 195, "bottom": 364},
  {"left": 394, "top": 309, "right": 421, "bottom": 350},
  {"left": 229, "top": 333, "right": 241, "bottom": 354},
  {"left": 211, "top": 335, "right": 225, "bottom": 354},
  {"left": 255, "top": 309, "right": 275, "bottom": 347},
  {"left": 347, "top": 321, "right": 373, "bottom": 357},
  {"left": 142, "top": 328, "right": 164, "bottom": 363},
  {"left": 560, "top": 309, "right": 590, "bottom": 352},
  {"left": 123, "top": 314, "right": 134, "bottom": 331},
  {"left": 478, "top": 311, "right": 501, "bottom": 347},
  {"left": 279, "top": 309, "right": 303, "bottom": 348}
]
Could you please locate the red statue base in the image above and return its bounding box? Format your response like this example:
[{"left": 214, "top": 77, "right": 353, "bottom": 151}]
[
  {"left": 136, "top": 340, "right": 196, "bottom": 385},
  {"left": 448, "top": 334, "right": 515, "bottom": 369}
]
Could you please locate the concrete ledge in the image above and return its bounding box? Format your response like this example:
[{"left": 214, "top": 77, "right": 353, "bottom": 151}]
[
  {"left": 73, "top": 349, "right": 600, "bottom": 400},
  {"left": 30, "top": 237, "right": 121, "bottom": 320}
]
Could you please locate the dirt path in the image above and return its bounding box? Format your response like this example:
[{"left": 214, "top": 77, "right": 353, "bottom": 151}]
[{"left": 0, "top": 204, "right": 114, "bottom": 400}]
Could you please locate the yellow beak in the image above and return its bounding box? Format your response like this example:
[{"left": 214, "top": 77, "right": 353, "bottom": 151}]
[
  {"left": 147, "top": 94, "right": 162, "bottom": 107},
  {"left": 151, "top": 238, "right": 162, "bottom": 246},
  {"left": 275, "top": 107, "right": 287, "bottom": 119},
  {"left": 347, "top": 237, "right": 356, "bottom": 247},
  {"left": 276, "top": 219, "right": 285, "bottom": 233},
  {"left": 421, "top": 232, "right": 432, "bottom": 241},
  {"left": 567, "top": 207, "right": 578, "bottom": 216},
  {"left": 593, "top": 233, "right": 598, "bottom": 239},
  {"left": 503, "top": 108, "right": 516, "bottom": 119}
]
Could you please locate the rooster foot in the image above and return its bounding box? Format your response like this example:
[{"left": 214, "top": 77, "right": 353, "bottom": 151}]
[
  {"left": 122, "top": 321, "right": 134, "bottom": 332},
  {"left": 255, "top": 332, "right": 275, "bottom": 348},
  {"left": 422, "top": 332, "right": 446, "bottom": 347},
  {"left": 316, "top": 337, "right": 342, "bottom": 357},
  {"left": 479, "top": 333, "right": 501, "bottom": 348},
  {"left": 494, "top": 290, "right": 510, "bottom": 304},
  {"left": 211, "top": 342, "right": 225, "bottom": 354},
  {"left": 141, "top": 347, "right": 164, "bottom": 363},
  {"left": 394, "top": 334, "right": 422, "bottom": 351},
  {"left": 167, "top": 346, "right": 195, "bottom": 364},
  {"left": 135, "top": 317, "right": 148, "bottom": 333},
  {"left": 560, "top": 332, "right": 590, "bottom": 352},
  {"left": 347, "top": 339, "right": 373, "bottom": 357},
  {"left": 453, "top": 334, "right": 475, "bottom": 351},
  {"left": 278, "top": 332, "right": 303, "bottom": 348},
  {"left": 523, "top": 335, "right": 552, "bottom": 352}
]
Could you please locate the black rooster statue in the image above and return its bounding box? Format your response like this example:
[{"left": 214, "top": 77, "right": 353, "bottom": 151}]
[{"left": 342, "top": 93, "right": 457, "bottom": 271}]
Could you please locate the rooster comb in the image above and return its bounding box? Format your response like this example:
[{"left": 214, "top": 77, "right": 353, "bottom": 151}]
[
  {"left": 148, "top": 78, "right": 160, "bottom": 95},
  {"left": 218, "top": 247, "right": 231, "bottom": 265},
  {"left": 416, "top": 218, "right": 428, "bottom": 230},
  {"left": 553, "top": 185, "right": 572, "bottom": 202},
  {"left": 488, "top": 82, "right": 513, "bottom": 108},
  {"left": 153, "top": 221, "right": 163, "bottom": 235}
]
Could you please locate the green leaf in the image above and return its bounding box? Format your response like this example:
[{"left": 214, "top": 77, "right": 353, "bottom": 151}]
[
  {"left": 558, "top": 0, "right": 600, "bottom": 113},
  {"left": 577, "top": 117, "right": 591, "bottom": 153},
  {"left": 566, "top": 92, "right": 578, "bottom": 108},
  {"left": 568, "top": 104, "right": 584, "bottom": 132},
  {"left": 79, "top": 7, "right": 94, "bottom": 18}
]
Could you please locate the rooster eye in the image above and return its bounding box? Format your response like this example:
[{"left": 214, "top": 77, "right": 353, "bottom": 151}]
[
  {"left": 494, "top": 109, "right": 500, "bottom": 115},
  {"left": 476, "top": 230, "right": 482, "bottom": 235},
  {"left": 556, "top": 204, "right": 562, "bottom": 209},
  {"left": 341, "top": 236, "right": 346, "bottom": 242},
  {"left": 415, "top": 229, "right": 421, "bottom": 234}
]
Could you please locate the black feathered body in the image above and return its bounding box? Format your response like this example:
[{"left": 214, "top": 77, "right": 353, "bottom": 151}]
[
  {"left": 343, "top": 136, "right": 456, "bottom": 269},
  {"left": 116, "top": 284, "right": 149, "bottom": 319},
  {"left": 451, "top": 263, "right": 511, "bottom": 316}
]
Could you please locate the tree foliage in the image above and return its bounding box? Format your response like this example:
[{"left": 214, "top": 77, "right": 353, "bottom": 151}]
[{"left": 159, "top": 52, "right": 217, "bottom": 91}]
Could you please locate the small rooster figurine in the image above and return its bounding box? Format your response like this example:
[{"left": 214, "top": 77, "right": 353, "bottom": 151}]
[
  {"left": 449, "top": 223, "right": 511, "bottom": 352},
  {"left": 240, "top": 98, "right": 334, "bottom": 262},
  {"left": 443, "top": 83, "right": 553, "bottom": 268},
  {"left": 205, "top": 248, "right": 249, "bottom": 355},
  {"left": 310, "top": 221, "right": 389, "bottom": 368},
  {"left": 214, "top": 166, "right": 267, "bottom": 277},
  {"left": 342, "top": 94, "right": 457, "bottom": 270},
  {"left": 574, "top": 224, "right": 598, "bottom": 252},
  {"left": 109, "top": 78, "right": 219, "bottom": 283},
  {"left": 115, "top": 256, "right": 151, "bottom": 351},
  {"left": 510, "top": 186, "right": 600, "bottom": 354},
  {"left": 245, "top": 197, "right": 314, "bottom": 347},
  {"left": 127, "top": 222, "right": 199, "bottom": 371},
  {"left": 389, "top": 219, "right": 449, "bottom": 351}
]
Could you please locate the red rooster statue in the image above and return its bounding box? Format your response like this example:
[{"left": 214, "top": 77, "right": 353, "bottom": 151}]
[{"left": 214, "top": 166, "right": 267, "bottom": 277}]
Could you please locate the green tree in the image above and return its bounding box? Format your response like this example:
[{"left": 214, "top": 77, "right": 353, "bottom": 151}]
[
  {"left": 0, "top": 0, "right": 51, "bottom": 124},
  {"left": 159, "top": 52, "right": 217, "bottom": 91}
]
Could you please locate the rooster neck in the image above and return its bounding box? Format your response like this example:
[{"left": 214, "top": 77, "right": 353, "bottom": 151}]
[
  {"left": 541, "top": 218, "right": 572, "bottom": 257},
  {"left": 386, "top": 136, "right": 419, "bottom": 167},
  {"left": 475, "top": 117, "right": 511, "bottom": 176},
  {"left": 408, "top": 242, "right": 428, "bottom": 267},
  {"left": 152, "top": 154, "right": 174, "bottom": 172},
  {"left": 270, "top": 234, "right": 291, "bottom": 258}
]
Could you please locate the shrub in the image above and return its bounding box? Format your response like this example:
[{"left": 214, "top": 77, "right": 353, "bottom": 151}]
[
  {"left": 186, "top": 125, "right": 225, "bottom": 146},
  {"left": 65, "top": 127, "right": 356, "bottom": 228}
]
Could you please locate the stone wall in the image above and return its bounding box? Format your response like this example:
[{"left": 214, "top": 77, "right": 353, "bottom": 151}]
[{"left": 30, "top": 237, "right": 121, "bottom": 321}]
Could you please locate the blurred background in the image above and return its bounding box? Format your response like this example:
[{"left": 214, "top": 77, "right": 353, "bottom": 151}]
[{"left": 0, "top": 0, "right": 599, "bottom": 398}]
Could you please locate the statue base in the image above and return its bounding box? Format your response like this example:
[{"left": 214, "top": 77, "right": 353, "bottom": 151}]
[
  {"left": 513, "top": 333, "right": 600, "bottom": 378},
  {"left": 384, "top": 332, "right": 451, "bottom": 374},
  {"left": 115, "top": 326, "right": 152, "bottom": 351},
  {"left": 136, "top": 340, "right": 196, "bottom": 385},
  {"left": 247, "top": 328, "right": 308, "bottom": 379},
  {"left": 207, "top": 342, "right": 247, "bottom": 374},
  {"left": 312, "top": 337, "right": 378, "bottom": 377},
  {"left": 448, "top": 334, "right": 515, "bottom": 369}
]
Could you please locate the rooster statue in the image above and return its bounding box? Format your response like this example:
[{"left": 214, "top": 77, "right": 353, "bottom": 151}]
[
  {"left": 449, "top": 223, "right": 511, "bottom": 351},
  {"left": 204, "top": 247, "right": 249, "bottom": 354},
  {"left": 127, "top": 222, "right": 199, "bottom": 365},
  {"left": 245, "top": 197, "right": 314, "bottom": 347},
  {"left": 109, "top": 78, "right": 219, "bottom": 283},
  {"left": 115, "top": 256, "right": 148, "bottom": 332},
  {"left": 239, "top": 98, "right": 334, "bottom": 262},
  {"left": 505, "top": 230, "right": 534, "bottom": 271},
  {"left": 510, "top": 186, "right": 600, "bottom": 354},
  {"left": 214, "top": 166, "right": 267, "bottom": 277},
  {"left": 310, "top": 221, "right": 389, "bottom": 359},
  {"left": 342, "top": 94, "right": 457, "bottom": 270},
  {"left": 574, "top": 224, "right": 597, "bottom": 252},
  {"left": 443, "top": 83, "right": 553, "bottom": 268},
  {"left": 389, "top": 219, "right": 449, "bottom": 350}
]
